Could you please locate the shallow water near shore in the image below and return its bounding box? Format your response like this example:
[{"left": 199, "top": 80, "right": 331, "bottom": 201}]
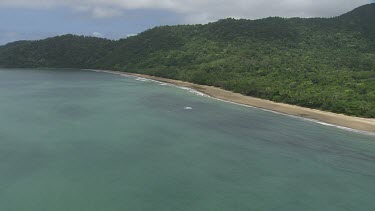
[{"left": 0, "top": 68, "right": 374, "bottom": 211}]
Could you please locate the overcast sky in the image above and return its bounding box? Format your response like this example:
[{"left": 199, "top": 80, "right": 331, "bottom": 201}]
[{"left": 0, "top": 0, "right": 373, "bottom": 45}]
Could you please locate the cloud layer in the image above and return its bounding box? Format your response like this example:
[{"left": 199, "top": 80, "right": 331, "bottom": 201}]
[{"left": 0, "top": 0, "right": 372, "bottom": 22}]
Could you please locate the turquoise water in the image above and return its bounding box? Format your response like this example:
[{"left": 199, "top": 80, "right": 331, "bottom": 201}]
[{"left": 0, "top": 68, "right": 374, "bottom": 211}]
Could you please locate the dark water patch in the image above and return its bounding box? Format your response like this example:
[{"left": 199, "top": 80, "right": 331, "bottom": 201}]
[
  {"left": 54, "top": 104, "right": 93, "bottom": 119},
  {"left": 0, "top": 139, "right": 58, "bottom": 194},
  {"left": 30, "top": 86, "right": 101, "bottom": 99}
]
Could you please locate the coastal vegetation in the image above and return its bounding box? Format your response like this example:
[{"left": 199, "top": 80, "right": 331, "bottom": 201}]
[{"left": 0, "top": 4, "right": 374, "bottom": 117}]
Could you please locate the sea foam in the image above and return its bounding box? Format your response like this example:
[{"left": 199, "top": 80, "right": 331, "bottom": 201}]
[{"left": 86, "top": 69, "right": 375, "bottom": 136}]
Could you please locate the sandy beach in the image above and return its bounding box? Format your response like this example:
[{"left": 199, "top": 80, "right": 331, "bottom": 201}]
[{"left": 90, "top": 69, "right": 375, "bottom": 134}]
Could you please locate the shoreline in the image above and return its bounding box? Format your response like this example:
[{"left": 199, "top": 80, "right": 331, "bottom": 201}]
[{"left": 88, "top": 69, "right": 375, "bottom": 134}]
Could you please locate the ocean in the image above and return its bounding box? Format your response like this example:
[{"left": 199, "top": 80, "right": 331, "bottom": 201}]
[{"left": 0, "top": 68, "right": 374, "bottom": 211}]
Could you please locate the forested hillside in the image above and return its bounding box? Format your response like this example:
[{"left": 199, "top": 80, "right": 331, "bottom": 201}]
[{"left": 0, "top": 4, "right": 374, "bottom": 117}]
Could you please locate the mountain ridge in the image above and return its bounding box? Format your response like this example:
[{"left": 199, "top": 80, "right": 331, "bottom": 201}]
[{"left": 0, "top": 4, "right": 374, "bottom": 117}]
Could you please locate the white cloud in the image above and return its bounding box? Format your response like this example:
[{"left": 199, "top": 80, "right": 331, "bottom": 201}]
[
  {"left": 0, "top": 0, "right": 372, "bottom": 22},
  {"left": 92, "top": 32, "right": 103, "bottom": 37},
  {"left": 125, "top": 33, "right": 137, "bottom": 37}
]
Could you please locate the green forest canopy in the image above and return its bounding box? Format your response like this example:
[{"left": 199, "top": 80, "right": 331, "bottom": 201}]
[{"left": 0, "top": 4, "right": 374, "bottom": 117}]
